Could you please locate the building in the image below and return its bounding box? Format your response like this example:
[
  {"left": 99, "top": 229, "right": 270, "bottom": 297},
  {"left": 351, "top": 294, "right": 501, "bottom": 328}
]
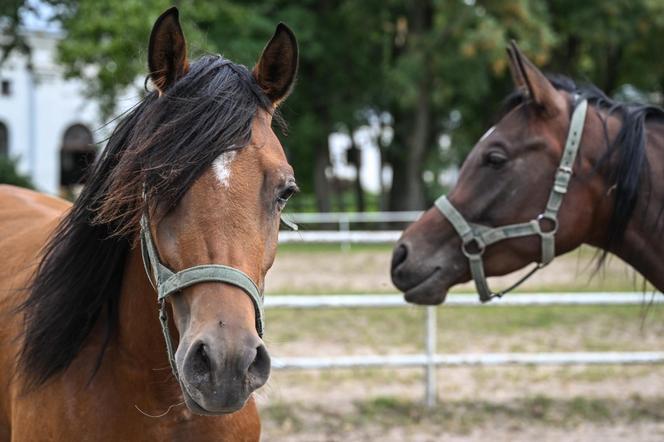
[
  {"left": 0, "top": 3, "right": 146, "bottom": 196},
  {"left": 0, "top": 26, "right": 103, "bottom": 195},
  {"left": 0, "top": 12, "right": 388, "bottom": 200}
]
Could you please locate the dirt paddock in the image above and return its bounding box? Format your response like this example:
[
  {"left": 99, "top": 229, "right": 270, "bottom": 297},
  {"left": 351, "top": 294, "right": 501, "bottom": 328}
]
[
  {"left": 257, "top": 244, "right": 663, "bottom": 441},
  {"left": 260, "top": 366, "right": 664, "bottom": 441}
]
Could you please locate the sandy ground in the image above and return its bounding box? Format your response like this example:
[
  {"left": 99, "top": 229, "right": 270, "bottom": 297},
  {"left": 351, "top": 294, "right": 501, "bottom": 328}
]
[
  {"left": 256, "top": 246, "right": 663, "bottom": 441},
  {"left": 265, "top": 245, "right": 647, "bottom": 294},
  {"left": 258, "top": 364, "right": 664, "bottom": 441}
]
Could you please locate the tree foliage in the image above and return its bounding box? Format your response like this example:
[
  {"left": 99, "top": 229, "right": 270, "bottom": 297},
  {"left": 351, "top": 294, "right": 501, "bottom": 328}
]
[
  {"left": 2, "top": 0, "right": 663, "bottom": 210},
  {"left": 0, "top": 155, "right": 33, "bottom": 188}
]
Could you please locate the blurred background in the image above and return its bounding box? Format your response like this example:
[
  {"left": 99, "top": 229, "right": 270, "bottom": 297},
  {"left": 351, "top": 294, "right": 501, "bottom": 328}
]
[
  {"left": 2, "top": 1, "right": 664, "bottom": 441},
  {"left": 2, "top": 0, "right": 664, "bottom": 206}
]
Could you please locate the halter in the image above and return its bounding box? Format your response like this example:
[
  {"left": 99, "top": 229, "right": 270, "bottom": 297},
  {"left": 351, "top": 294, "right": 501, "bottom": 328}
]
[
  {"left": 434, "top": 98, "right": 588, "bottom": 303},
  {"left": 139, "top": 214, "right": 265, "bottom": 379}
]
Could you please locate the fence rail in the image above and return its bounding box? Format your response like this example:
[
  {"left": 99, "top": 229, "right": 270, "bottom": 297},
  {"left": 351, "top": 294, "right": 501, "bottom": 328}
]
[
  {"left": 280, "top": 211, "right": 418, "bottom": 249},
  {"left": 279, "top": 230, "right": 401, "bottom": 243},
  {"left": 273, "top": 352, "right": 664, "bottom": 369},
  {"left": 284, "top": 211, "right": 422, "bottom": 224},
  {"left": 266, "top": 292, "right": 664, "bottom": 407},
  {"left": 273, "top": 225, "right": 663, "bottom": 406},
  {"left": 266, "top": 292, "right": 663, "bottom": 308}
]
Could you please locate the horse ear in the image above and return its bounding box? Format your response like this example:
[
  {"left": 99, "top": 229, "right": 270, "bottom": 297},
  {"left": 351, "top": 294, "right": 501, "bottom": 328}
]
[
  {"left": 506, "top": 41, "right": 565, "bottom": 116},
  {"left": 148, "top": 7, "right": 189, "bottom": 94},
  {"left": 253, "top": 23, "right": 298, "bottom": 106},
  {"left": 506, "top": 44, "right": 527, "bottom": 92}
]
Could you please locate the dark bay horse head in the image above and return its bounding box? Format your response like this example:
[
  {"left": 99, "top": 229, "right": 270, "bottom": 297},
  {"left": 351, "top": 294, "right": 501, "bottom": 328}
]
[
  {"left": 20, "top": 7, "right": 298, "bottom": 416},
  {"left": 391, "top": 41, "right": 661, "bottom": 304}
]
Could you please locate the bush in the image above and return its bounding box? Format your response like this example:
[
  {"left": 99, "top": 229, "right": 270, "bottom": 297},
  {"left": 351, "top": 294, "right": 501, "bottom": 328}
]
[{"left": 0, "top": 155, "right": 33, "bottom": 188}]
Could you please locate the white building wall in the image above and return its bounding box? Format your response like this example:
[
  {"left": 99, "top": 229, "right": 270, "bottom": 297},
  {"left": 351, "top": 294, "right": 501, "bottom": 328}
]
[
  {"left": 0, "top": 51, "right": 30, "bottom": 173},
  {"left": 0, "top": 30, "right": 125, "bottom": 195}
]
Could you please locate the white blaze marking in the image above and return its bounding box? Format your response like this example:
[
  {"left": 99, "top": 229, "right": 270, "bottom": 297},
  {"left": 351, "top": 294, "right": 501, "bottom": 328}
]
[
  {"left": 479, "top": 126, "right": 496, "bottom": 142},
  {"left": 213, "top": 151, "right": 236, "bottom": 187}
]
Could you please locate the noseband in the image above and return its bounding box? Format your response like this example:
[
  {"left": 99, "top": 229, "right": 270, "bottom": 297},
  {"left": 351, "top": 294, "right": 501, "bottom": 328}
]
[
  {"left": 139, "top": 214, "right": 264, "bottom": 379},
  {"left": 434, "top": 98, "right": 588, "bottom": 303}
]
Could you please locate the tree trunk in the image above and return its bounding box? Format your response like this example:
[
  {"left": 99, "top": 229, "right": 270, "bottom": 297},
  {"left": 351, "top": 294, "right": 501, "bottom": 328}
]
[
  {"left": 387, "top": 0, "right": 433, "bottom": 211},
  {"left": 376, "top": 120, "right": 389, "bottom": 211},
  {"left": 603, "top": 45, "right": 622, "bottom": 95},
  {"left": 388, "top": 88, "right": 430, "bottom": 211},
  {"left": 349, "top": 129, "right": 365, "bottom": 212},
  {"left": 313, "top": 141, "right": 332, "bottom": 212}
]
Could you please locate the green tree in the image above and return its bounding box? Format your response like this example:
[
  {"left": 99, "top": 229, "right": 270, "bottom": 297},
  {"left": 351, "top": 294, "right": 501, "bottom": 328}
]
[
  {"left": 3, "top": 0, "right": 664, "bottom": 211},
  {"left": 0, "top": 156, "right": 33, "bottom": 188},
  {"left": 2, "top": 0, "right": 385, "bottom": 212},
  {"left": 372, "top": 0, "right": 555, "bottom": 209}
]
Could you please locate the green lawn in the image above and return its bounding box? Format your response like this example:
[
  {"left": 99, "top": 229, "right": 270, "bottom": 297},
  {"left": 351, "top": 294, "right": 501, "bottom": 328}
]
[{"left": 266, "top": 303, "right": 664, "bottom": 356}]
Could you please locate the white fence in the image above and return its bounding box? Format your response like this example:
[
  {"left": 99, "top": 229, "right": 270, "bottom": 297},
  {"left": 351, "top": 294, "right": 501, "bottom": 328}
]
[
  {"left": 279, "top": 230, "right": 401, "bottom": 243},
  {"left": 273, "top": 226, "right": 664, "bottom": 406},
  {"left": 285, "top": 211, "right": 422, "bottom": 224},
  {"left": 266, "top": 292, "right": 664, "bottom": 407},
  {"left": 282, "top": 211, "right": 421, "bottom": 249}
]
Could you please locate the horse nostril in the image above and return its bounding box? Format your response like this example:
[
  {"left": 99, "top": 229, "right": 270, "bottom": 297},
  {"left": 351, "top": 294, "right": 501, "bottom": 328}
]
[
  {"left": 190, "top": 342, "right": 212, "bottom": 379},
  {"left": 247, "top": 344, "right": 271, "bottom": 388},
  {"left": 391, "top": 243, "right": 409, "bottom": 271}
]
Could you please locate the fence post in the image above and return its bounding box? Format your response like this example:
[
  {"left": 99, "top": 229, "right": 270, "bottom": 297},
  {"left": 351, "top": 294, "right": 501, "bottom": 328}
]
[
  {"left": 339, "top": 215, "right": 350, "bottom": 251},
  {"left": 425, "top": 305, "right": 437, "bottom": 408}
]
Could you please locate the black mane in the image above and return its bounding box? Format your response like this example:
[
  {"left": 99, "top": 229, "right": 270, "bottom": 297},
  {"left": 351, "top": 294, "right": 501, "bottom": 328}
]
[
  {"left": 503, "top": 75, "right": 664, "bottom": 256},
  {"left": 19, "top": 55, "right": 273, "bottom": 389}
]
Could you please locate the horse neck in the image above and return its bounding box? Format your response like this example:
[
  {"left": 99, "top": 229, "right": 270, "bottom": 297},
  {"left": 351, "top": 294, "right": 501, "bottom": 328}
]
[
  {"left": 586, "top": 117, "right": 664, "bottom": 291},
  {"left": 114, "top": 244, "right": 179, "bottom": 390}
]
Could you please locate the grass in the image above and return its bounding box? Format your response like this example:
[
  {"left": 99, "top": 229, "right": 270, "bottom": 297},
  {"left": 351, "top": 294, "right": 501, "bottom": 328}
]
[
  {"left": 357, "top": 394, "right": 664, "bottom": 427},
  {"left": 275, "top": 242, "right": 604, "bottom": 257},
  {"left": 263, "top": 394, "right": 664, "bottom": 436},
  {"left": 270, "top": 242, "right": 656, "bottom": 294},
  {"left": 265, "top": 304, "right": 664, "bottom": 355},
  {"left": 275, "top": 242, "right": 394, "bottom": 254},
  {"left": 265, "top": 402, "right": 304, "bottom": 433}
]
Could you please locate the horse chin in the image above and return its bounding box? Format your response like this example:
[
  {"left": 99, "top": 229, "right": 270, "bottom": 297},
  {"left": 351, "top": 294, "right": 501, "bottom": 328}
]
[{"left": 402, "top": 268, "right": 450, "bottom": 305}]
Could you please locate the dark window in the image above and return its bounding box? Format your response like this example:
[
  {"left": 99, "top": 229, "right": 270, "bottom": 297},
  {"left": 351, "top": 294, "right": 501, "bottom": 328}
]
[
  {"left": 1, "top": 80, "right": 10, "bottom": 96},
  {"left": 60, "top": 124, "right": 96, "bottom": 186},
  {"left": 0, "top": 122, "right": 7, "bottom": 156}
]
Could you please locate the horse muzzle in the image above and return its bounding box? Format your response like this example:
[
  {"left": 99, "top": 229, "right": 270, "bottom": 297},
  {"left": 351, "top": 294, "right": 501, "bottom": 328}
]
[{"left": 176, "top": 328, "right": 271, "bottom": 415}]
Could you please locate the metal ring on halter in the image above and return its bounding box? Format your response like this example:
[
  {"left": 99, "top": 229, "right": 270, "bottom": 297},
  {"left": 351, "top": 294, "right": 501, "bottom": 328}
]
[
  {"left": 536, "top": 213, "right": 559, "bottom": 235},
  {"left": 461, "top": 238, "right": 485, "bottom": 258}
]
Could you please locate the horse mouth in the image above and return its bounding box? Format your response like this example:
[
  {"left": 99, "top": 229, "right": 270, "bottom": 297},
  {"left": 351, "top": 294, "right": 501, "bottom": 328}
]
[
  {"left": 402, "top": 268, "right": 449, "bottom": 305},
  {"left": 180, "top": 381, "right": 248, "bottom": 416}
]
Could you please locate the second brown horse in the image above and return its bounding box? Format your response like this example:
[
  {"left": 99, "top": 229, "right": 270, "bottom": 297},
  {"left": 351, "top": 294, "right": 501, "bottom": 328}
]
[{"left": 392, "top": 42, "right": 664, "bottom": 304}]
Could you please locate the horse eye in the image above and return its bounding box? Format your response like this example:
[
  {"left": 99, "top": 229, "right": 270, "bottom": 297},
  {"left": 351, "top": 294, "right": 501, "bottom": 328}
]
[
  {"left": 485, "top": 151, "right": 508, "bottom": 168},
  {"left": 277, "top": 185, "right": 298, "bottom": 206}
]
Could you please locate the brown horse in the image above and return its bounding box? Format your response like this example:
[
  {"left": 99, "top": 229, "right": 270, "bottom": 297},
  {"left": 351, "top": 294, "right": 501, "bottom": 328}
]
[
  {"left": 0, "top": 7, "right": 298, "bottom": 441},
  {"left": 391, "top": 42, "right": 664, "bottom": 305}
]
